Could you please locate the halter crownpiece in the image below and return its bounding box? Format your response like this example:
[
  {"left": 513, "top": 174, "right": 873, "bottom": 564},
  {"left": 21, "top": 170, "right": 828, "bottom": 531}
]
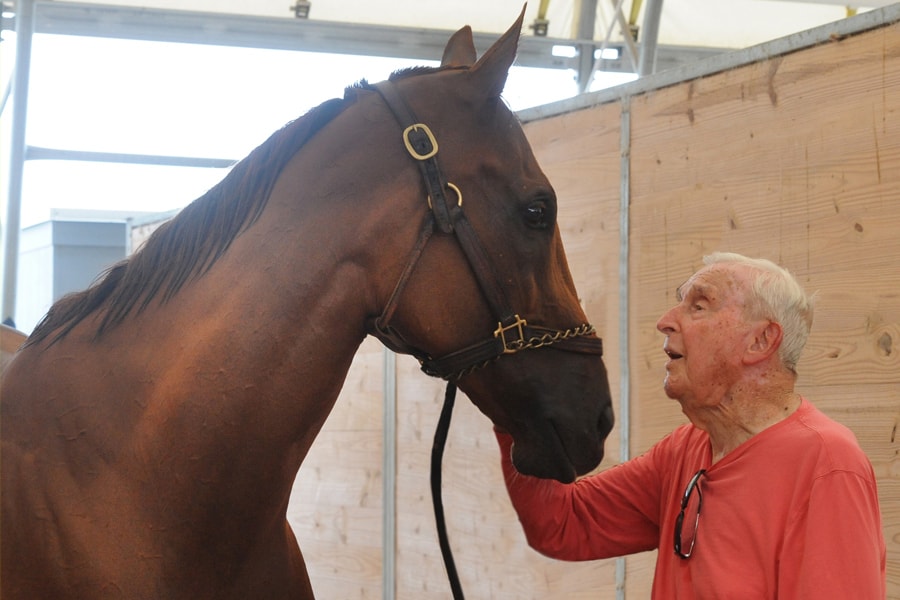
[
  {"left": 374, "top": 81, "right": 457, "bottom": 234},
  {"left": 368, "top": 80, "right": 603, "bottom": 381}
]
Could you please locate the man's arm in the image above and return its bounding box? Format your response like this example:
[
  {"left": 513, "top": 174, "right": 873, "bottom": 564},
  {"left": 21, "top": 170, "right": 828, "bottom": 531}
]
[{"left": 497, "top": 430, "right": 662, "bottom": 560}]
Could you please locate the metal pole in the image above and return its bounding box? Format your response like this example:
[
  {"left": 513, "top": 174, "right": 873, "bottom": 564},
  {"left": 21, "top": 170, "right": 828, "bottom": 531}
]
[
  {"left": 2, "top": 0, "right": 36, "bottom": 326},
  {"left": 574, "top": 0, "right": 598, "bottom": 91},
  {"left": 580, "top": 0, "right": 631, "bottom": 93},
  {"left": 382, "top": 348, "right": 397, "bottom": 600},
  {"left": 576, "top": 0, "right": 598, "bottom": 39},
  {"left": 638, "top": 0, "right": 664, "bottom": 76},
  {"left": 614, "top": 96, "right": 632, "bottom": 600}
]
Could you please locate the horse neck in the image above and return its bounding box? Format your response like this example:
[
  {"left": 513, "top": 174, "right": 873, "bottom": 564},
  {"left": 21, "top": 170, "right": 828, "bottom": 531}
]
[
  {"left": 4, "top": 92, "right": 425, "bottom": 530},
  {"left": 123, "top": 97, "right": 424, "bottom": 502}
]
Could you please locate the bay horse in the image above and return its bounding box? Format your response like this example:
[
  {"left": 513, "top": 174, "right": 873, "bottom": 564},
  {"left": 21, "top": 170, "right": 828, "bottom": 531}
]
[{"left": 1, "top": 11, "right": 613, "bottom": 599}]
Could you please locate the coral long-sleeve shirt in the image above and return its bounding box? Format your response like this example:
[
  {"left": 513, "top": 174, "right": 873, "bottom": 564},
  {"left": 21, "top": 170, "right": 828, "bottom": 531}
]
[{"left": 498, "top": 398, "right": 886, "bottom": 599}]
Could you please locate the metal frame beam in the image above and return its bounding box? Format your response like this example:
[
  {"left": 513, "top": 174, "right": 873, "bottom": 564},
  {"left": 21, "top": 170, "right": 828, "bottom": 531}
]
[
  {"left": 15, "top": 1, "right": 591, "bottom": 71},
  {"left": 2, "top": 1, "right": 723, "bottom": 76},
  {"left": 2, "top": 0, "right": 35, "bottom": 326}
]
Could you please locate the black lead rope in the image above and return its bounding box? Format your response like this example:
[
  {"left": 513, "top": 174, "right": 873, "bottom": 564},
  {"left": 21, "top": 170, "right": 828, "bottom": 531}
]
[{"left": 431, "top": 381, "right": 464, "bottom": 600}]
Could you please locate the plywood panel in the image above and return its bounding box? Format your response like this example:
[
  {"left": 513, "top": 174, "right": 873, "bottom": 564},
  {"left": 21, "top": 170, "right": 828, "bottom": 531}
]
[{"left": 288, "top": 336, "right": 384, "bottom": 599}]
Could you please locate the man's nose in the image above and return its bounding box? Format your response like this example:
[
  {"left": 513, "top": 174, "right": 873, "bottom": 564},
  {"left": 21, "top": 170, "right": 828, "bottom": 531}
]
[{"left": 657, "top": 307, "right": 676, "bottom": 334}]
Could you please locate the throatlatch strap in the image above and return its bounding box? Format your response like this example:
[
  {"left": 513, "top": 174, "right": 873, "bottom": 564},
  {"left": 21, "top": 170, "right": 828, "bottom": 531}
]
[{"left": 368, "top": 214, "right": 436, "bottom": 359}]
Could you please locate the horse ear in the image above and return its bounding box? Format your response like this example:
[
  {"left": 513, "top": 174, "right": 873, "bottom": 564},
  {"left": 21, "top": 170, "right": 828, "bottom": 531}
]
[
  {"left": 441, "top": 25, "right": 477, "bottom": 67},
  {"left": 469, "top": 6, "right": 525, "bottom": 98}
]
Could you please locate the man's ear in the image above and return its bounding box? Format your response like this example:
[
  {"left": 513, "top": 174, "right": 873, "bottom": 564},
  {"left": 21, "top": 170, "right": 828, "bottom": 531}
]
[{"left": 744, "top": 321, "right": 783, "bottom": 365}]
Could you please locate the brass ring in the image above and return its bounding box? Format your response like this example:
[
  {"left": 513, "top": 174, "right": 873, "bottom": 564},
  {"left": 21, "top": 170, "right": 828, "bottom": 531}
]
[{"left": 427, "top": 182, "right": 463, "bottom": 209}]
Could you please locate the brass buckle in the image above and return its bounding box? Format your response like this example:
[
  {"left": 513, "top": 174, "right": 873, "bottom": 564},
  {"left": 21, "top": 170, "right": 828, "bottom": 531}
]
[
  {"left": 494, "top": 315, "right": 528, "bottom": 354},
  {"left": 403, "top": 123, "right": 439, "bottom": 160}
]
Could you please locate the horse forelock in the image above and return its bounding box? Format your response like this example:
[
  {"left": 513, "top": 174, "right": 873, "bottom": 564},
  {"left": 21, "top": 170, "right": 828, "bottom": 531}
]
[{"left": 26, "top": 96, "right": 352, "bottom": 348}]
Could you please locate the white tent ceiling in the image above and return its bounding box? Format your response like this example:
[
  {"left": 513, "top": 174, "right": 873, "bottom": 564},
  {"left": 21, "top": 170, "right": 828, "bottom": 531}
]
[
  {"left": 38, "top": 0, "right": 892, "bottom": 50},
  {"left": 6, "top": 0, "right": 893, "bottom": 96},
  {"left": 4, "top": 1, "right": 895, "bottom": 88}
]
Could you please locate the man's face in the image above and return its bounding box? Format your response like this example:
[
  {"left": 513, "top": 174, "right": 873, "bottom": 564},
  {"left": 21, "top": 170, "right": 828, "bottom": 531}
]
[{"left": 655, "top": 264, "right": 756, "bottom": 412}]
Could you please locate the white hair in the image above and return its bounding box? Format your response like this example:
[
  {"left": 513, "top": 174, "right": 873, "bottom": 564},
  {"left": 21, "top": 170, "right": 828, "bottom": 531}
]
[{"left": 703, "top": 252, "right": 815, "bottom": 372}]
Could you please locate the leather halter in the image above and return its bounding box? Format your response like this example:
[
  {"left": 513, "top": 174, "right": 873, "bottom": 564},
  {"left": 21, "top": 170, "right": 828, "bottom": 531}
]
[{"left": 368, "top": 80, "right": 603, "bottom": 381}]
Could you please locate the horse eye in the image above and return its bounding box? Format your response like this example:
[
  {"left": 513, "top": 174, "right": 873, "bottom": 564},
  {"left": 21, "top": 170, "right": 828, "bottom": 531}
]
[{"left": 524, "top": 201, "right": 550, "bottom": 229}]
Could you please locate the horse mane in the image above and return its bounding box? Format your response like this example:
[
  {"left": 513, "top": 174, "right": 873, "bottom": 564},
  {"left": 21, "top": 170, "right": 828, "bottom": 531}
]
[
  {"left": 26, "top": 65, "right": 452, "bottom": 349},
  {"left": 26, "top": 94, "right": 354, "bottom": 348}
]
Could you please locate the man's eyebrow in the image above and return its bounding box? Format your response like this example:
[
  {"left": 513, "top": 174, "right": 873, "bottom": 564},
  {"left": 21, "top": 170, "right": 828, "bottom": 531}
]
[
  {"left": 677, "top": 280, "right": 714, "bottom": 304},
  {"left": 675, "top": 279, "right": 690, "bottom": 302}
]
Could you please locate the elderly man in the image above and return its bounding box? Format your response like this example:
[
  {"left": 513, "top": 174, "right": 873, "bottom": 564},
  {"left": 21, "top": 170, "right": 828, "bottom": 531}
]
[{"left": 497, "top": 252, "right": 886, "bottom": 598}]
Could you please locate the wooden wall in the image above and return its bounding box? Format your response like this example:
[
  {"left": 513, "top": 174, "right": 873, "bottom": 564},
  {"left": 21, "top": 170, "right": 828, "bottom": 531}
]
[{"left": 287, "top": 11, "right": 900, "bottom": 599}]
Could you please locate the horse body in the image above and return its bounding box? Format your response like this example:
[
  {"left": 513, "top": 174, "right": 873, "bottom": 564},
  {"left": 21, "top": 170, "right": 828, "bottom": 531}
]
[
  {"left": 2, "top": 13, "right": 613, "bottom": 599},
  {"left": 1, "top": 85, "right": 414, "bottom": 600}
]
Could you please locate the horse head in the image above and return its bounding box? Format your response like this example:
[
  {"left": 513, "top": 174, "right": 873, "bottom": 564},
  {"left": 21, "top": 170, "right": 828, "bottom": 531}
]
[{"left": 369, "top": 9, "right": 614, "bottom": 483}]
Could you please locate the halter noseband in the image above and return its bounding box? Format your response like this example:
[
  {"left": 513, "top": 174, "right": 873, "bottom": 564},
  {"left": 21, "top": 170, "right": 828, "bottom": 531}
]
[{"left": 368, "top": 80, "right": 603, "bottom": 381}]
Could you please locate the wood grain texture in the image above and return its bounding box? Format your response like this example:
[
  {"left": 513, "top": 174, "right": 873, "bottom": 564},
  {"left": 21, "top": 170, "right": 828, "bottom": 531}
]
[{"left": 287, "top": 337, "right": 385, "bottom": 599}]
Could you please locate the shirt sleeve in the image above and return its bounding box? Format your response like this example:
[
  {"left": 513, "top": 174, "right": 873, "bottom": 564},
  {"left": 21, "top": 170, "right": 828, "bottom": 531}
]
[
  {"left": 781, "top": 469, "right": 886, "bottom": 599},
  {"left": 496, "top": 429, "right": 663, "bottom": 561}
]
